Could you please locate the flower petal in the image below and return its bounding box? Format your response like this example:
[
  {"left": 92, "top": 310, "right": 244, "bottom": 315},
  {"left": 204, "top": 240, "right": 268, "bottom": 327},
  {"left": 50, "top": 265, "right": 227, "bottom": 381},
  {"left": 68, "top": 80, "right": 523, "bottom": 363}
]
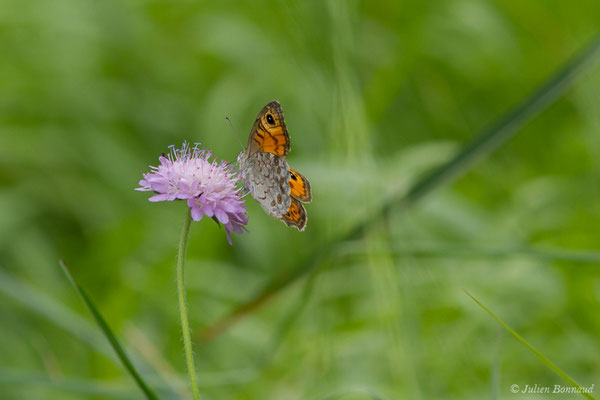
[
  {"left": 214, "top": 208, "right": 229, "bottom": 224},
  {"left": 190, "top": 206, "right": 204, "bottom": 221}
]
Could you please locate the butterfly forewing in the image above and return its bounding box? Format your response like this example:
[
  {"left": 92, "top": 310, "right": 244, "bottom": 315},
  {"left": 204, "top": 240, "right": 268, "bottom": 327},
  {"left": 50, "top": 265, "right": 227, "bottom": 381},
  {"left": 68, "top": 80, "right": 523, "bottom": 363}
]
[{"left": 247, "top": 101, "right": 290, "bottom": 157}]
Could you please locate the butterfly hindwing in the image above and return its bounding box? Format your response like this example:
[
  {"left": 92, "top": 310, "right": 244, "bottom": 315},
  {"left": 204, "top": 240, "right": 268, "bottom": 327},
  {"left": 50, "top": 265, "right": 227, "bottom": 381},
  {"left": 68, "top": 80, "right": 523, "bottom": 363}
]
[
  {"left": 280, "top": 198, "right": 307, "bottom": 231},
  {"left": 242, "top": 152, "right": 291, "bottom": 217},
  {"left": 288, "top": 167, "right": 312, "bottom": 203}
]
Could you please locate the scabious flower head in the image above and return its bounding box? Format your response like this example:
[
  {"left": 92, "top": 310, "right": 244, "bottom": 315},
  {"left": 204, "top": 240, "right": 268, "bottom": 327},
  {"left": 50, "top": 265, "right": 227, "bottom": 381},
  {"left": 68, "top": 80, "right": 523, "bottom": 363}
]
[{"left": 136, "top": 142, "right": 248, "bottom": 244}]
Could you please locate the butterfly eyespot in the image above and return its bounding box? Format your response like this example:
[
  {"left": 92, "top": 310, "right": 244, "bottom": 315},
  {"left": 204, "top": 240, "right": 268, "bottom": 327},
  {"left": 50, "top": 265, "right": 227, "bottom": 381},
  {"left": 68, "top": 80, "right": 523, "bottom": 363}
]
[
  {"left": 290, "top": 172, "right": 297, "bottom": 180},
  {"left": 266, "top": 114, "right": 275, "bottom": 125}
]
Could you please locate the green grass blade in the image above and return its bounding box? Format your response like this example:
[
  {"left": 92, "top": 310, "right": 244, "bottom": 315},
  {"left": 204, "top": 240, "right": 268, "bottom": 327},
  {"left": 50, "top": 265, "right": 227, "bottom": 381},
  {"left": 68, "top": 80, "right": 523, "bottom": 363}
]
[
  {"left": 403, "top": 35, "right": 600, "bottom": 206},
  {"left": 343, "top": 34, "right": 600, "bottom": 239},
  {"left": 199, "top": 34, "right": 600, "bottom": 342},
  {"left": 0, "top": 368, "right": 137, "bottom": 399},
  {"left": 352, "top": 244, "right": 600, "bottom": 264},
  {"left": 0, "top": 268, "right": 113, "bottom": 359},
  {"left": 59, "top": 260, "right": 160, "bottom": 400},
  {"left": 464, "top": 289, "right": 596, "bottom": 400}
]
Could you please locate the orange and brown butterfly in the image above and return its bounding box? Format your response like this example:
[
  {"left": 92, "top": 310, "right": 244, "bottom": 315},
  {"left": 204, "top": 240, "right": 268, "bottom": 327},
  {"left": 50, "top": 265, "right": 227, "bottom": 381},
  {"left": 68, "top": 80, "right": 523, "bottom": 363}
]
[{"left": 237, "top": 101, "right": 311, "bottom": 230}]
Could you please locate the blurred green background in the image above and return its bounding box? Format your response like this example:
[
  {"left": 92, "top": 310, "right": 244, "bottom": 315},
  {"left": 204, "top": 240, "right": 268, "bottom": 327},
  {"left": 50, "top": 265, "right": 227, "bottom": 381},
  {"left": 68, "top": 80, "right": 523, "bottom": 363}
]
[{"left": 1, "top": 0, "right": 600, "bottom": 399}]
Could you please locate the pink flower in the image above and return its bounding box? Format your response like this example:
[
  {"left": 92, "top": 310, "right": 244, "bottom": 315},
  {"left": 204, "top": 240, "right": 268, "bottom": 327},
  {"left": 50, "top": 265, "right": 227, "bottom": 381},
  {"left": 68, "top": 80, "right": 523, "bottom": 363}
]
[{"left": 137, "top": 142, "right": 248, "bottom": 244}]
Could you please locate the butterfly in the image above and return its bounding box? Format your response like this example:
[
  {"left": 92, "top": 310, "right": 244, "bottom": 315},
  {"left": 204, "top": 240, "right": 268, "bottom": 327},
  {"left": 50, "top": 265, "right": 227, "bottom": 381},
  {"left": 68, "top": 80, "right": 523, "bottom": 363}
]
[{"left": 237, "top": 101, "right": 312, "bottom": 231}]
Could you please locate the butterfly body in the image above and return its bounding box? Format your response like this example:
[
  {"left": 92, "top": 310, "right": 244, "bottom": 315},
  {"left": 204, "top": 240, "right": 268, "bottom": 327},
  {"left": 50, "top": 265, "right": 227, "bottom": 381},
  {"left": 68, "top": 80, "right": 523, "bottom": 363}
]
[{"left": 237, "top": 101, "right": 311, "bottom": 230}]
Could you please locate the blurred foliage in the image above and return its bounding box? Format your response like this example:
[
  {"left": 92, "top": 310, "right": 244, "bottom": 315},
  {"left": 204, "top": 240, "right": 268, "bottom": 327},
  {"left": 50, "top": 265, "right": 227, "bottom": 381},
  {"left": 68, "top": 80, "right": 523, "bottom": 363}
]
[{"left": 1, "top": 0, "right": 600, "bottom": 399}]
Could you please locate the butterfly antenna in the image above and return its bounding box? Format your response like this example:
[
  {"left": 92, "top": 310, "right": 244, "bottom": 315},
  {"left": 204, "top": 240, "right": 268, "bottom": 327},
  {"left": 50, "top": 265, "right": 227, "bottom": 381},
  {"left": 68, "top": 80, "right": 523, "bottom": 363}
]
[{"left": 226, "top": 116, "right": 245, "bottom": 151}]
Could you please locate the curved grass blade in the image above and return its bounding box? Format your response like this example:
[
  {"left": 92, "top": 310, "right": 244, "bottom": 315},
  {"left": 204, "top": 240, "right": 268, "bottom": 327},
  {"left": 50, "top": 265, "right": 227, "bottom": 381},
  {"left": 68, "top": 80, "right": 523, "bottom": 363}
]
[
  {"left": 199, "top": 34, "right": 600, "bottom": 343},
  {"left": 59, "top": 260, "right": 160, "bottom": 400},
  {"left": 344, "top": 244, "right": 600, "bottom": 264},
  {"left": 402, "top": 36, "right": 600, "bottom": 207},
  {"left": 0, "top": 269, "right": 113, "bottom": 359},
  {"left": 464, "top": 289, "right": 596, "bottom": 400}
]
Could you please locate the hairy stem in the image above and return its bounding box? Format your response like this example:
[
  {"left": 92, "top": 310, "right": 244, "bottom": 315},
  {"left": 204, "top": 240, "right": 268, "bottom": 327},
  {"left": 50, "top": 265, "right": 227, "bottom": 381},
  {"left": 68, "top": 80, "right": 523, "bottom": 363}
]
[{"left": 177, "top": 210, "right": 200, "bottom": 400}]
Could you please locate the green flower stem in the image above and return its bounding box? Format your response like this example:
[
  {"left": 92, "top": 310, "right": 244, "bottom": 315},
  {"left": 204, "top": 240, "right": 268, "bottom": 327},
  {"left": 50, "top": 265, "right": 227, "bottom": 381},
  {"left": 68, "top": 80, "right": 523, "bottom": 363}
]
[{"left": 177, "top": 210, "right": 200, "bottom": 400}]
